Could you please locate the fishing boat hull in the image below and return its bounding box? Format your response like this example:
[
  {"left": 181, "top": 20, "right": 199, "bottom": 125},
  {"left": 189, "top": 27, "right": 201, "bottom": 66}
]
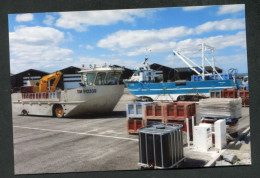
[{"left": 124, "top": 79, "right": 236, "bottom": 101}]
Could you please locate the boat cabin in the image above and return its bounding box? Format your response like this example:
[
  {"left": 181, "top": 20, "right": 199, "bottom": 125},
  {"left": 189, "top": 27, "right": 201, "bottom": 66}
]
[
  {"left": 127, "top": 68, "right": 163, "bottom": 83},
  {"left": 79, "top": 64, "right": 124, "bottom": 86}
]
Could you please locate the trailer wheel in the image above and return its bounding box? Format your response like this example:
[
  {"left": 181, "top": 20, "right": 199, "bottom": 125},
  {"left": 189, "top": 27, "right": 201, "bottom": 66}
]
[
  {"left": 54, "top": 105, "right": 64, "bottom": 118},
  {"left": 21, "top": 109, "right": 28, "bottom": 116}
]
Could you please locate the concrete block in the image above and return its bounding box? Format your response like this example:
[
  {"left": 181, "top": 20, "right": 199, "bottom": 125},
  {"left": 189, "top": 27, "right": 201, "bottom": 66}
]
[
  {"left": 235, "top": 141, "right": 242, "bottom": 149},
  {"left": 240, "top": 140, "right": 246, "bottom": 145},
  {"left": 228, "top": 141, "right": 235, "bottom": 149},
  {"left": 234, "top": 161, "right": 240, "bottom": 165},
  {"left": 215, "top": 160, "right": 232, "bottom": 166},
  {"left": 222, "top": 152, "right": 238, "bottom": 164}
]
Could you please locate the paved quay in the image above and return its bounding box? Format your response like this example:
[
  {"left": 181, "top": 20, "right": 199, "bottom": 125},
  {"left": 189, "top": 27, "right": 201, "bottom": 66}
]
[{"left": 12, "top": 89, "right": 250, "bottom": 174}]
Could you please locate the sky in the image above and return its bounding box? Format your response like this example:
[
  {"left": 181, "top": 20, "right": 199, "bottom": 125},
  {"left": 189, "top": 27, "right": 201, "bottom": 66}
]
[{"left": 8, "top": 4, "right": 247, "bottom": 74}]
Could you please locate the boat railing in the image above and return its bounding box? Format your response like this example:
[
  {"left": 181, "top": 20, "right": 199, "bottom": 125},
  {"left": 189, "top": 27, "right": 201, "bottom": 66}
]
[{"left": 22, "top": 92, "right": 60, "bottom": 100}]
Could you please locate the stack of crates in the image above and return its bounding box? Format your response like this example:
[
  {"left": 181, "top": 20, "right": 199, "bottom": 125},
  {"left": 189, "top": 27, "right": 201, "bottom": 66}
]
[
  {"left": 164, "top": 102, "right": 196, "bottom": 136},
  {"left": 144, "top": 102, "right": 170, "bottom": 125},
  {"left": 238, "top": 89, "right": 249, "bottom": 107},
  {"left": 221, "top": 89, "right": 238, "bottom": 98},
  {"left": 126, "top": 102, "right": 152, "bottom": 134},
  {"left": 143, "top": 102, "right": 196, "bottom": 136}
]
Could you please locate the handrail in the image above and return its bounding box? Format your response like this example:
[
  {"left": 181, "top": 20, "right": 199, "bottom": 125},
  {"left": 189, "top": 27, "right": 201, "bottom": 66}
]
[{"left": 21, "top": 92, "right": 60, "bottom": 100}]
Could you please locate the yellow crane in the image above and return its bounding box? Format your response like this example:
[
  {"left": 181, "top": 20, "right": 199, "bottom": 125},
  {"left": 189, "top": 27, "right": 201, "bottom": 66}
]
[{"left": 39, "top": 71, "right": 63, "bottom": 92}]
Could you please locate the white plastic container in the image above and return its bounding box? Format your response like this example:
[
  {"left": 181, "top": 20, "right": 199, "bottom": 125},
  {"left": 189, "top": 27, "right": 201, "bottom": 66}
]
[
  {"left": 193, "top": 123, "right": 212, "bottom": 152},
  {"left": 214, "top": 120, "right": 226, "bottom": 151}
]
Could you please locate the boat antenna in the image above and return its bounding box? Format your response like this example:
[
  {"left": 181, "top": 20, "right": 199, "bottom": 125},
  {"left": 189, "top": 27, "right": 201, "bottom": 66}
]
[{"left": 143, "top": 48, "right": 151, "bottom": 70}]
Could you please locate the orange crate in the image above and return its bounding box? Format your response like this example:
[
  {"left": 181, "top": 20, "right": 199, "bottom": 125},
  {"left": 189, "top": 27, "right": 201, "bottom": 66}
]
[
  {"left": 127, "top": 119, "right": 145, "bottom": 134},
  {"left": 144, "top": 102, "right": 170, "bottom": 120},
  {"left": 164, "top": 102, "right": 196, "bottom": 120},
  {"left": 241, "top": 98, "right": 249, "bottom": 107},
  {"left": 238, "top": 90, "right": 249, "bottom": 98},
  {"left": 221, "top": 89, "right": 237, "bottom": 98}
]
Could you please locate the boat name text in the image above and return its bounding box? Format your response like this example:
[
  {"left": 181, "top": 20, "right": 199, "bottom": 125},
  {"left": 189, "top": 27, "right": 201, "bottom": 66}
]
[{"left": 77, "top": 89, "right": 97, "bottom": 94}]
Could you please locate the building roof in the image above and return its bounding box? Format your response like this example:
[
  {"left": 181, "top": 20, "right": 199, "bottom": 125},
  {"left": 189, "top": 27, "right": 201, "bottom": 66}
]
[
  {"left": 58, "top": 66, "right": 81, "bottom": 74},
  {"left": 150, "top": 63, "right": 176, "bottom": 71},
  {"left": 13, "top": 69, "right": 49, "bottom": 76}
]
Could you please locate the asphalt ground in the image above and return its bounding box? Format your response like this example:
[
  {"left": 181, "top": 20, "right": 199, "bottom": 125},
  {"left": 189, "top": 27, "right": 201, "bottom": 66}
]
[{"left": 12, "top": 89, "right": 250, "bottom": 174}]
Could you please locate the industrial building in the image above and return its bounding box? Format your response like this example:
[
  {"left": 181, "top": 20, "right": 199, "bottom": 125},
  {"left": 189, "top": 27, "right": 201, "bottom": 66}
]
[{"left": 10, "top": 64, "right": 224, "bottom": 92}]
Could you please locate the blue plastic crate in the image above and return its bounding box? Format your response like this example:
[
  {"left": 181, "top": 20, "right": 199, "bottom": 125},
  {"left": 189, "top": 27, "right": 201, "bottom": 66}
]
[
  {"left": 191, "top": 75, "right": 202, "bottom": 81},
  {"left": 126, "top": 102, "right": 153, "bottom": 119}
]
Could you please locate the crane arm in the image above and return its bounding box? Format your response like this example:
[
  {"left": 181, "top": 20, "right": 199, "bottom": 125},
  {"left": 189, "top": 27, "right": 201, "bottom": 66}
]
[
  {"left": 173, "top": 50, "right": 201, "bottom": 75},
  {"left": 39, "top": 71, "right": 63, "bottom": 92}
]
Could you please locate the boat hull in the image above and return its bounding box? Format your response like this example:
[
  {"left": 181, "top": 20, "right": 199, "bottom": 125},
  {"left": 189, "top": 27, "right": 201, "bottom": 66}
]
[
  {"left": 12, "top": 85, "right": 124, "bottom": 117},
  {"left": 124, "top": 80, "right": 237, "bottom": 101}
]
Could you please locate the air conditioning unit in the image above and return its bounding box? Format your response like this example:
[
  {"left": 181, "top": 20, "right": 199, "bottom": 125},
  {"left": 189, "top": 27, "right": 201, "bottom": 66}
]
[{"left": 193, "top": 123, "right": 212, "bottom": 152}]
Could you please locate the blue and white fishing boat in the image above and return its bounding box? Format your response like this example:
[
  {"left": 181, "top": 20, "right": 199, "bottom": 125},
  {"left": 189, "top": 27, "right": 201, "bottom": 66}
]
[{"left": 124, "top": 43, "right": 239, "bottom": 101}]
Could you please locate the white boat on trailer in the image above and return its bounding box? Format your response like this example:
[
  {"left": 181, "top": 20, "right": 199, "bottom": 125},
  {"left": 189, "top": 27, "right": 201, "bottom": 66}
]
[{"left": 12, "top": 64, "right": 124, "bottom": 118}]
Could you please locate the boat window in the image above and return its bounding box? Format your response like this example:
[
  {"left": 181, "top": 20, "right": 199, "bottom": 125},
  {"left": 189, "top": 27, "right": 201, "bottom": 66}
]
[
  {"left": 82, "top": 75, "right": 87, "bottom": 83},
  {"left": 133, "top": 72, "right": 139, "bottom": 76},
  {"left": 106, "top": 72, "right": 121, "bottom": 85},
  {"left": 95, "top": 72, "right": 106, "bottom": 85},
  {"left": 86, "top": 73, "right": 96, "bottom": 85}
]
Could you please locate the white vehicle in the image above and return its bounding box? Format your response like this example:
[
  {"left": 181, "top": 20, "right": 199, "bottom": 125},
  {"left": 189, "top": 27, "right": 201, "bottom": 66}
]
[{"left": 12, "top": 64, "right": 124, "bottom": 118}]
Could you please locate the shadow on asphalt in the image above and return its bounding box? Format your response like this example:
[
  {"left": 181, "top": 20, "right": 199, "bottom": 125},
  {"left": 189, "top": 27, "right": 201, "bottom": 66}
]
[
  {"left": 177, "top": 158, "right": 206, "bottom": 168},
  {"left": 66, "top": 111, "right": 126, "bottom": 119},
  {"left": 18, "top": 111, "right": 126, "bottom": 120}
]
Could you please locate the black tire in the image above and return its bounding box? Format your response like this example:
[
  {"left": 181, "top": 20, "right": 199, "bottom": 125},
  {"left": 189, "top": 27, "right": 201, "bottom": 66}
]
[
  {"left": 54, "top": 105, "right": 64, "bottom": 118},
  {"left": 21, "top": 109, "right": 28, "bottom": 116}
]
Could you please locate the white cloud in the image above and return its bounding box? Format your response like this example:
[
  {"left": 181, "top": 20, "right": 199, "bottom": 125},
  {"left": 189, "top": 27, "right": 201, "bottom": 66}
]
[
  {"left": 195, "top": 18, "right": 245, "bottom": 34},
  {"left": 97, "top": 26, "right": 193, "bottom": 50},
  {"left": 127, "top": 42, "right": 177, "bottom": 56},
  {"left": 217, "top": 4, "right": 245, "bottom": 15},
  {"left": 125, "top": 31, "right": 246, "bottom": 57},
  {"left": 9, "top": 26, "right": 73, "bottom": 73},
  {"left": 43, "top": 15, "right": 55, "bottom": 26},
  {"left": 55, "top": 9, "right": 156, "bottom": 31},
  {"left": 86, "top": 45, "right": 94, "bottom": 50},
  {"left": 182, "top": 6, "right": 208, "bottom": 11},
  {"left": 214, "top": 53, "right": 248, "bottom": 73},
  {"left": 16, "top": 13, "right": 34, "bottom": 22},
  {"left": 97, "top": 17, "right": 246, "bottom": 56}
]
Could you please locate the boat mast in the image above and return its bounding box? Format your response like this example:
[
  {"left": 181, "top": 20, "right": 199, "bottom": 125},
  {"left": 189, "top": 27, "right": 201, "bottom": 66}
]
[
  {"left": 201, "top": 43, "right": 205, "bottom": 80},
  {"left": 201, "top": 43, "right": 223, "bottom": 80},
  {"left": 174, "top": 43, "right": 223, "bottom": 81}
]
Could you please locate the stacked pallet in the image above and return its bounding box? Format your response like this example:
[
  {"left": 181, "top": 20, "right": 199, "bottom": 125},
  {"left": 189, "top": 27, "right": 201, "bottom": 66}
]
[
  {"left": 199, "top": 98, "right": 242, "bottom": 119},
  {"left": 219, "top": 88, "right": 250, "bottom": 107}
]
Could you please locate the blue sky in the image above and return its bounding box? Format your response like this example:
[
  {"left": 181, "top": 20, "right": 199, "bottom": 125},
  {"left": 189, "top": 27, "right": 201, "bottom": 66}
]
[{"left": 8, "top": 4, "right": 247, "bottom": 74}]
